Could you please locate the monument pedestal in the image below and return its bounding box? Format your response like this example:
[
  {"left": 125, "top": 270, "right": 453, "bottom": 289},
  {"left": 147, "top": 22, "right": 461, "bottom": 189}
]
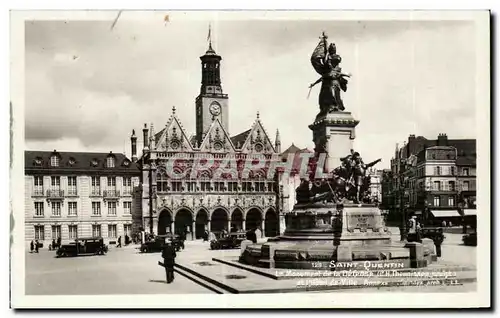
[{"left": 309, "top": 111, "right": 359, "bottom": 172}]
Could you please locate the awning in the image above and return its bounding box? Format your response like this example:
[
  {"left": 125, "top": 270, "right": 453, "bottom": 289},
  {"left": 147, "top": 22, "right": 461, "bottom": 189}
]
[
  {"left": 463, "top": 209, "right": 477, "bottom": 216},
  {"left": 430, "top": 210, "right": 460, "bottom": 218}
]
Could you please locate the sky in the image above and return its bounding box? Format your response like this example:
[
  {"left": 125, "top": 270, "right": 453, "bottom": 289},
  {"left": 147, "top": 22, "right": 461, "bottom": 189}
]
[{"left": 24, "top": 14, "right": 478, "bottom": 169}]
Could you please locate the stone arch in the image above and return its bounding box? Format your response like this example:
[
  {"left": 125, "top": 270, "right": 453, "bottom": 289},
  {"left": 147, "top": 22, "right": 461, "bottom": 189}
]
[
  {"left": 230, "top": 208, "right": 244, "bottom": 232},
  {"left": 195, "top": 208, "right": 210, "bottom": 239},
  {"left": 264, "top": 208, "right": 279, "bottom": 237},
  {"left": 245, "top": 207, "right": 264, "bottom": 233},
  {"left": 174, "top": 208, "right": 194, "bottom": 239},
  {"left": 157, "top": 209, "right": 173, "bottom": 235},
  {"left": 211, "top": 208, "right": 229, "bottom": 232}
]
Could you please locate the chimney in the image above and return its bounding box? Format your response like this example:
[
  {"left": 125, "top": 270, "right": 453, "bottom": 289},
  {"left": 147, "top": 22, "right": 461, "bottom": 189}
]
[
  {"left": 437, "top": 133, "right": 448, "bottom": 146},
  {"left": 142, "top": 123, "right": 149, "bottom": 150},
  {"left": 131, "top": 129, "right": 138, "bottom": 162},
  {"left": 408, "top": 134, "right": 416, "bottom": 156}
]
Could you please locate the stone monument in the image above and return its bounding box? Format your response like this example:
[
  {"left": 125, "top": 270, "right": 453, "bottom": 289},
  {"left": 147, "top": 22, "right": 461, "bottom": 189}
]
[{"left": 240, "top": 33, "right": 434, "bottom": 269}]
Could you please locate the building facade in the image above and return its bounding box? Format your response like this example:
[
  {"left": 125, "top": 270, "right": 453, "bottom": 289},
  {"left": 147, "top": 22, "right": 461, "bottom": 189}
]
[
  {"left": 382, "top": 134, "right": 476, "bottom": 226},
  {"left": 367, "top": 168, "right": 383, "bottom": 205},
  {"left": 25, "top": 150, "right": 140, "bottom": 246},
  {"left": 133, "top": 42, "right": 283, "bottom": 239}
]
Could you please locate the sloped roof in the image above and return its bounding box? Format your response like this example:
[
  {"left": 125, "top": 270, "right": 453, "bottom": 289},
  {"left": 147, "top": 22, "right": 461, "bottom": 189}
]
[
  {"left": 25, "top": 150, "right": 140, "bottom": 174},
  {"left": 230, "top": 129, "right": 251, "bottom": 149},
  {"left": 199, "top": 118, "right": 237, "bottom": 152}
]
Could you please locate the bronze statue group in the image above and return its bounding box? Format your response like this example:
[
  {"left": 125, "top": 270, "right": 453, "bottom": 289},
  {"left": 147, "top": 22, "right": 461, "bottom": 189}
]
[{"left": 297, "top": 149, "right": 382, "bottom": 205}]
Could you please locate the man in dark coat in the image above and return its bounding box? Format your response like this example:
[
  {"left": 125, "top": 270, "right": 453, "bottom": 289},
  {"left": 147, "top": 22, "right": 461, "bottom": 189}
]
[
  {"left": 57, "top": 237, "right": 61, "bottom": 248},
  {"left": 117, "top": 236, "right": 122, "bottom": 248},
  {"left": 433, "top": 228, "right": 445, "bottom": 257},
  {"left": 35, "top": 240, "right": 39, "bottom": 253},
  {"left": 162, "top": 240, "right": 177, "bottom": 283},
  {"left": 30, "top": 240, "right": 34, "bottom": 253}
]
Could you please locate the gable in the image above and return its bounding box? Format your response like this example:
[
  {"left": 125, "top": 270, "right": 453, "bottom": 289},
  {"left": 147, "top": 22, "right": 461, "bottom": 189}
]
[
  {"left": 240, "top": 119, "right": 276, "bottom": 154},
  {"left": 155, "top": 116, "right": 193, "bottom": 152},
  {"left": 199, "top": 118, "right": 236, "bottom": 152}
]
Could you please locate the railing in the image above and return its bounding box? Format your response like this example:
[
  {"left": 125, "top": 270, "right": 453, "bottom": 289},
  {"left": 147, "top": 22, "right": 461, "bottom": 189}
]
[
  {"left": 103, "top": 190, "right": 120, "bottom": 198},
  {"left": 32, "top": 189, "right": 45, "bottom": 197},
  {"left": 66, "top": 188, "right": 78, "bottom": 197},
  {"left": 90, "top": 188, "right": 102, "bottom": 197},
  {"left": 46, "top": 189, "right": 64, "bottom": 198},
  {"left": 122, "top": 189, "right": 133, "bottom": 196}
]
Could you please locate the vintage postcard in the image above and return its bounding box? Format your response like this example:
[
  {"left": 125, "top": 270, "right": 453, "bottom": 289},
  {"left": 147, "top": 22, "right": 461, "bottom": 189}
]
[{"left": 10, "top": 10, "right": 490, "bottom": 308}]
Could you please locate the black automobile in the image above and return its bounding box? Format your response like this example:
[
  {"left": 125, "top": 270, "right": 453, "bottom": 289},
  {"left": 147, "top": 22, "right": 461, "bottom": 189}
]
[
  {"left": 140, "top": 234, "right": 183, "bottom": 253},
  {"left": 56, "top": 237, "right": 108, "bottom": 257},
  {"left": 462, "top": 232, "right": 477, "bottom": 246},
  {"left": 210, "top": 231, "right": 246, "bottom": 250}
]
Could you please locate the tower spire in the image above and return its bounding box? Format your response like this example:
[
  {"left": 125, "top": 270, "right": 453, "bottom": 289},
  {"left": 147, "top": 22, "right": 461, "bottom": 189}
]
[
  {"left": 207, "top": 23, "right": 213, "bottom": 52},
  {"left": 275, "top": 129, "right": 281, "bottom": 153}
]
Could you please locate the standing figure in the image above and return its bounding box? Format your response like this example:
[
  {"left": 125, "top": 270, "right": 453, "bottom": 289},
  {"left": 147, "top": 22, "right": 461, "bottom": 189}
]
[
  {"left": 117, "top": 236, "right": 122, "bottom": 248},
  {"left": 433, "top": 228, "right": 445, "bottom": 257},
  {"left": 30, "top": 240, "right": 34, "bottom": 253},
  {"left": 350, "top": 153, "right": 382, "bottom": 203},
  {"left": 35, "top": 240, "right": 39, "bottom": 253},
  {"left": 309, "top": 32, "right": 351, "bottom": 114},
  {"left": 162, "top": 240, "right": 177, "bottom": 284},
  {"left": 57, "top": 236, "right": 61, "bottom": 249}
]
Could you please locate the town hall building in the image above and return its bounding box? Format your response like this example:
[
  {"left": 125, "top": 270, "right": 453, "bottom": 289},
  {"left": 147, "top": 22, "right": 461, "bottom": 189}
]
[{"left": 131, "top": 41, "right": 283, "bottom": 240}]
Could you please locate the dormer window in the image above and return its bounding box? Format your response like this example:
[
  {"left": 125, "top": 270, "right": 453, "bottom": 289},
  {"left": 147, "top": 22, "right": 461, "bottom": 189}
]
[
  {"left": 68, "top": 157, "right": 76, "bottom": 165},
  {"left": 50, "top": 155, "right": 60, "bottom": 167},
  {"left": 34, "top": 157, "right": 43, "bottom": 166},
  {"left": 91, "top": 159, "right": 99, "bottom": 167},
  {"left": 106, "top": 156, "right": 115, "bottom": 168},
  {"left": 123, "top": 160, "right": 130, "bottom": 167}
]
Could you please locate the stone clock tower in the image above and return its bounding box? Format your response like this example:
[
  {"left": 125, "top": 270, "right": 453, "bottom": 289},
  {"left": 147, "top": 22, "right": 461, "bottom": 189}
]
[{"left": 195, "top": 42, "right": 229, "bottom": 146}]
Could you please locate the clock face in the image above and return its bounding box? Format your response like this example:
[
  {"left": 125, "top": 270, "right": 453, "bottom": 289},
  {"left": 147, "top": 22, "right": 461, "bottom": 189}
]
[{"left": 209, "top": 103, "right": 221, "bottom": 116}]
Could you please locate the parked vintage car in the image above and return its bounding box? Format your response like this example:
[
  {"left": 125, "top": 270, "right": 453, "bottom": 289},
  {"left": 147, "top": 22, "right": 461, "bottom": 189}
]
[
  {"left": 210, "top": 231, "right": 247, "bottom": 250},
  {"left": 462, "top": 232, "right": 477, "bottom": 246},
  {"left": 421, "top": 227, "right": 446, "bottom": 242},
  {"left": 140, "top": 234, "right": 183, "bottom": 253},
  {"left": 56, "top": 237, "right": 108, "bottom": 257}
]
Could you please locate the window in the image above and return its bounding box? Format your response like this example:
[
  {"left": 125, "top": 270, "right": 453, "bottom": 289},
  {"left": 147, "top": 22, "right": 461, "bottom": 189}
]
[
  {"left": 255, "top": 182, "right": 266, "bottom": 192},
  {"left": 228, "top": 182, "right": 238, "bottom": 192},
  {"left": 433, "top": 181, "right": 441, "bottom": 191},
  {"left": 187, "top": 182, "right": 197, "bottom": 192},
  {"left": 34, "top": 225, "right": 45, "bottom": 240},
  {"left": 67, "top": 176, "right": 77, "bottom": 195},
  {"left": 108, "top": 225, "right": 117, "bottom": 238},
  {"left": 91, "top": 177, "right": 101, "bottom": 195},
  {"left": 435, "top": 166, "right": 441, "bottom": 176},
  {"left": 51, "top": 202, "right": 61, "bottom": 217},
  {"left": 268, "top": 182, "right": 274, "bottom": 192},
  {"left": 108, "top": 202, "right": 117, "bottom": 216},
  {"left": 92, "top": 202, "right": 101, "bottom": 216},
  {"left": 171, "top": 181, "right": 182, "bottom": 192},
  {"left": 214, "top": 182, "right": 225, "bottom": 192},
  {"left": 68, "top": 202, "right": 77, "bottom": 216},
  {"left": 92, "top": 224, "right": 101, "bottom": 237},
  {"left": 450, "top": 167, "right": 456, "bottom": 176},
  {"left": 463, "top": 181, "right": 470, "bottom": 191},
  {"left": 448, "top": 196, "right": 455, "bottom": 207},
  {"left": 106, "top": 156, "right": 115, "bottom": 168},
  {"left": 123, "top": 177, "right": 132, "bottom": 195},
  {"left": 68, "top": 225, "right": 78, "bottom": 239},
  {"left": 34, "top": 176, "right": 44, "bottom": 195},
  {"left": 200, "top": 182, "right": 211, "bottom": 191},
  {"left": 242, "top": 182, "right": 252, "bottom": 192},
  {"left": 50, "top": 155, "right": 59, "bottom": 167},
  {"left": 107, "top": 177, "right": 116, "bottom": 189},
  {"left": 124, "top": 224, "right": 132, "bottom": 236},
  {"left": 123, "top": 202, "right": 132, "bottom": 215},
  {"left": 463, "top": 168, "right": 470, "bottom": 176},
  {"left": 34, "top": 202, "right": 44, "bottom": 217},
  {"left": 433, "top": 196, "right": 440, "bottom": 206},
  {"left": 51, "top": 225, "right": 61, "bottom": 239},
  {"left": 51, "top": 176, "right": 61, "bottom": 189},
  {"left": 448, "top": 181, "right": 456, "bottom": 191}
]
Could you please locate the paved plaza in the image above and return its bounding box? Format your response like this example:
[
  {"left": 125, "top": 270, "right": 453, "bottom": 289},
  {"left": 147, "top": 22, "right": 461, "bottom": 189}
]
[{"left": 26, "top": 233, "right": 476, "bottom": 295}]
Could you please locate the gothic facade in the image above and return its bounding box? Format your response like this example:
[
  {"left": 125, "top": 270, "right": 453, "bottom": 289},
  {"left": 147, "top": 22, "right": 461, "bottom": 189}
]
[{"left": 131, "top": 42, "right": 283, "bottom": 240}]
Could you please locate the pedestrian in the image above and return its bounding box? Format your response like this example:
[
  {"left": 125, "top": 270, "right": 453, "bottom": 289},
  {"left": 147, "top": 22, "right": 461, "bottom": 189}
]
[
  {"left": 441, "top": 220, "right": 447, "bottom": 228},
  {"left": 433, "top": 228, "right": 444, "bottom": 257},
  {"left": 57, "top": 236, "right": 61, "bottom": 248},
  {"left": 203, "top": 230, "right": 209, "bottom": 242},
  {"left": 52, "top": 239, "right": 56, "bottom": 251},
  {"left": 162, "top": 240, "right": 177, "bottom": 284},
  {"left": 180, "top": 231, "right": 186, "bottom": 250},
  {"left": 35, "top": 240, "right": 39, "bottom": 253},
  {"left": 448, "top": 221, "right": 453, "bottom": 227},
  {"left": 117, "top": 236, "right": 122, "bottom": 248},
  {"left": 125, "top": 234, "right": 130, "bottom": 245},
  {"left": 30, "top": 240, "right": 34, "bottom": 253}
]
